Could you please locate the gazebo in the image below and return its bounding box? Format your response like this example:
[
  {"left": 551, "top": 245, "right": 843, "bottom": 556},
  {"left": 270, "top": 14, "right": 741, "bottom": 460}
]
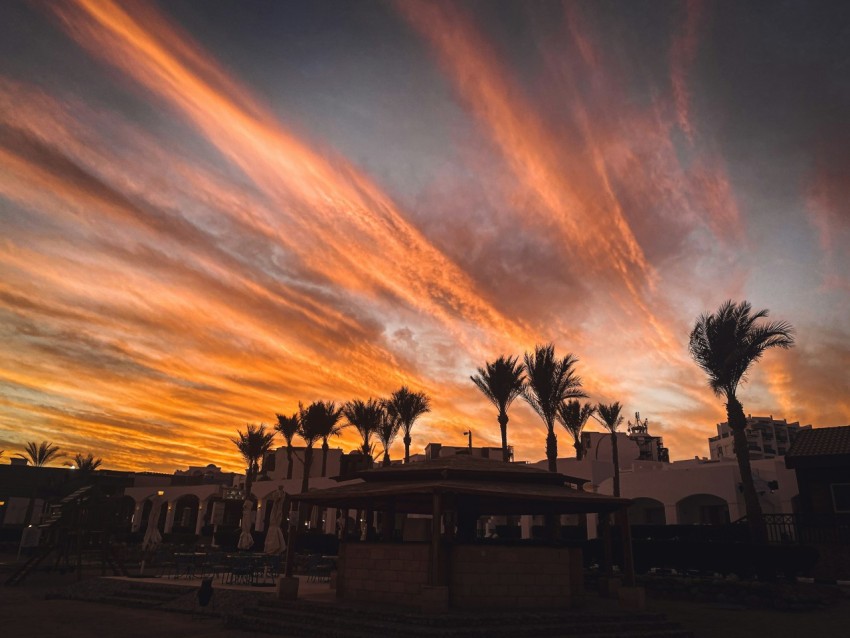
[{"left": 289, "top": 456, "right": 635, "bottom": 610}]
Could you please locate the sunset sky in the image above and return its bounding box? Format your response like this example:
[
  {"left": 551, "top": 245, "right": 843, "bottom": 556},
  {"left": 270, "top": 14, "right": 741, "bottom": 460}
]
[{"left": 1, "top": 0, "right": 848, "bottom": 473}]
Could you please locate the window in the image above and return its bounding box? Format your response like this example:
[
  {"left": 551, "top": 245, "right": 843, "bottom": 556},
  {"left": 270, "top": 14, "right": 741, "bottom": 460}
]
[{"left": 831, "top": 484, "right": 850, "bottom": 513}]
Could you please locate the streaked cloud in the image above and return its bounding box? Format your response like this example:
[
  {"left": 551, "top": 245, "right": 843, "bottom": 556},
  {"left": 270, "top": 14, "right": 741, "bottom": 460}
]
[{"left": 0, "top": 0, "right": 846, "bottom": 471}]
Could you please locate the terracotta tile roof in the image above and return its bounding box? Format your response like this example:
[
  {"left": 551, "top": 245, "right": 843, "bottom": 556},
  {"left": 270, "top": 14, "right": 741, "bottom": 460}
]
[{"left": 785, "top": 425, "right": 850, "bottom": 467}]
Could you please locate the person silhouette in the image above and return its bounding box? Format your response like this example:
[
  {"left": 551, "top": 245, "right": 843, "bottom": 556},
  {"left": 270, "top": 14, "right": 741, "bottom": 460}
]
[{"left": 197, "top": 577, "right": 214, "bottom": 612}]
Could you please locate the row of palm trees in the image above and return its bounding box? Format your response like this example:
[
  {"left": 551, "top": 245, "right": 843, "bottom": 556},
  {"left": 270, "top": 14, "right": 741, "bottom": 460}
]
[
  {"left": 232, "top": 387, "right": 432, "bottom": 503},
  {"left": 10, "top": 441, "right": 102, "bottom": 472},
  {"left": 471, "top": 345, "right": 626, "bottom": 485},
  {"left": 472, "top": 300, "right": 794, "bottom": 544}
]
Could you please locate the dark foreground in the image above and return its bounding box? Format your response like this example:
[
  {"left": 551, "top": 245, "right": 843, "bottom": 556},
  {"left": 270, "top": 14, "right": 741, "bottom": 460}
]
[{"left": 2, "top": 566, "right": 849, "bottom": 638}]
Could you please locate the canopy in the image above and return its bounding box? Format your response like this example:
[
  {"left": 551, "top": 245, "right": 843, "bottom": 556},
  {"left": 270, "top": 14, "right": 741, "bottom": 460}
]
[{"left": 293, "top": 456, "right": 628, "bottom": 516}]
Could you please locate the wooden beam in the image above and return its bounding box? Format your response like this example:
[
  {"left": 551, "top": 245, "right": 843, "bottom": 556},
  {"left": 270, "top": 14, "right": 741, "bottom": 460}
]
[
  {"left": 430, "top": 491, "right": 442, "bottom": 586},
  {"left": 618, "top": 508, "right": 636, "bottom": 587}
]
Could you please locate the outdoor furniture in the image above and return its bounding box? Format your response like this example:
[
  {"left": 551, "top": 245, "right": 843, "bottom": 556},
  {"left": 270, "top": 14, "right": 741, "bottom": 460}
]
[
  {"left": 305, "top": 554, "right": 334, "bottom": 582},
  {"left": 227, "top": 554, "right": 256, "bottom": 585}
]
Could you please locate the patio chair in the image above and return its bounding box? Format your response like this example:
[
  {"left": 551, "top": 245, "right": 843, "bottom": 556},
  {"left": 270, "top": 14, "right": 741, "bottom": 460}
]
[{"left": 305, "top": 554, "right": 333, "bottom": 583}]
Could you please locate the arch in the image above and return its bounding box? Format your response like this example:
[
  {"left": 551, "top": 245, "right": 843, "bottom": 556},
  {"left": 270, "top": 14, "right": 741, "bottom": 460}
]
[
  {"left": 172, "top": 494, "right": 200, "bottom": 533},
  {"left": 117, "top": 495, "right": 136, "bottom": 531},
  {"left": 139, "top": 499, "right": 153, "bottom": 533},
  {"left": 676, "top": 493, "right": 730, "bottom": 525},
  {"left": 628, "top": 497, "right": 666, "bottom": 525}
]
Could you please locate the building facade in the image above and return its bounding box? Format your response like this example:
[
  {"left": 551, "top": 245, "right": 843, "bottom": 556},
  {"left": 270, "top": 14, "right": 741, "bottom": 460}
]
[{"left": 708, "top": 415, "right": 811, "bottom": 461}]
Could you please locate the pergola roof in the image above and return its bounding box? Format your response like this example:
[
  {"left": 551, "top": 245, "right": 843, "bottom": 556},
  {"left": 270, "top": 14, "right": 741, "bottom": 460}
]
[
  {"left": 344, "top": 454, "right": 588, "bottom": 487},
  {"left": 297, "top": 456, "right": 627, "bottom": 515}
]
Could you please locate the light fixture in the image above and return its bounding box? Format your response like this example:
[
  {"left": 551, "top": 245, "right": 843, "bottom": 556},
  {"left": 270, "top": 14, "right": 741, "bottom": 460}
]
[{"left": 157, "top": 490, "right": 165, "bottom": 497}]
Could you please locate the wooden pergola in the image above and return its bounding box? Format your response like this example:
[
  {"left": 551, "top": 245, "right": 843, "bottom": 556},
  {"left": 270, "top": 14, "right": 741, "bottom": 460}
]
[{"left": 287, "top": 456, "right": 636, "bottom": 609}]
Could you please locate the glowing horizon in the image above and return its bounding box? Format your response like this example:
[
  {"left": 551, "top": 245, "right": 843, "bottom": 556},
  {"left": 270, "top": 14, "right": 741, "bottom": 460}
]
[{"left": 1, "top": 1, "right": 847, "bottom": 473}]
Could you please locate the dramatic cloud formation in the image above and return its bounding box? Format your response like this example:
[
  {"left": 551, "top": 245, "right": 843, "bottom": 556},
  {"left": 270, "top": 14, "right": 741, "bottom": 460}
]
[{"left": 1, "top": 0, "right": 847, "bottom": 472}]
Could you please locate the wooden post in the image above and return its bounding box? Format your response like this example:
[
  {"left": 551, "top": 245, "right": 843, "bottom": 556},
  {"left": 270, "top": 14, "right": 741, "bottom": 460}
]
[
  {"left": 284, "top": 502, "right": 299, "bottom": 578},
  {"left": 618, "top": 509, "right": 636, "bottom": 587},
  {"left": 430, "top": 491, "right": 442, "bottom": 586},
  {"left": 600, "top": 512, "right": 613, "bottom": 577},
  {"left": 339, "top": 508, "right": 349, "bottom": 540},
  {"left": 381, "top": 502, "right": 396, "bottom": 541}
]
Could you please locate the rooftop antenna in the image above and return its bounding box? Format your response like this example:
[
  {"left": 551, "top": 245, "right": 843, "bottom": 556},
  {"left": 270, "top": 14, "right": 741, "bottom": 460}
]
[{"left": 628, "top": 412, "right": 649, "bottom": 436}]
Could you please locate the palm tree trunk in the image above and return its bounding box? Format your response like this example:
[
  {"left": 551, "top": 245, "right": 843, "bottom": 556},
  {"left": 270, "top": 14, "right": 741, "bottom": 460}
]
[
  {"left": 498, "top": 411, "right": 510, "bottom": 462},
  {"left": 383, "top": 450, "right": 391, "bottom": 467},
  {"left": 574, "top": 439, "right": 583, "bottom": 461},
  {"left": 301, "top": 446, "right": 313, "bottom": 494},
  {"left": 546, "top": 422, "right": 558, "bottom": 473},
  {"left": 403, "top": 434, "right": 411, "bottom": 464},
  {"left": 611, "top": 433, "right": 620, "bottom": 497},
  {"left": 286, "top": 444, "right": 294, "bottom": 480},
  {"left": 727, "top": 395, "right": 767, "bottom": 543},
  {"left": 321, "top": 440, "right": 329, "bottom": 477}
]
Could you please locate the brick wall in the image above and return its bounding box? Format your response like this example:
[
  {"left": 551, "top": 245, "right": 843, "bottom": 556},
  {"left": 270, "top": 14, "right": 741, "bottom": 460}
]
[
  {"left": 450, "top": 546, "right": 576, "bottom": 609},
  {"left": 338, "top": 542, "right": 583, "bottom": 609},
  {"left": 337, "top": 542, "right": 429, "bottom": 604}
]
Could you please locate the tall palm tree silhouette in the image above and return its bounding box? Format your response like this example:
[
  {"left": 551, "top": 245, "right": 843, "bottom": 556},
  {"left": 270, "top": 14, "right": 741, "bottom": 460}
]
[
  {"left": 689, "top": 300, "right": 794, "bottom": 542},
  {"left": 523, "top": 344, "right": 587, "bottom": 472},
  {"left": 376, "top": 412, "right": 402, "bottom": 467},
  {"left": 232, "top": 424, "right": 275, "bottom": 505},
  {"left": 384, "top": 387, "right": 430, "bottom": 464},
  {"left": 471, "top": 356, "right": 526, "bottom": 462},
  {"left": 274, "top": 412, "right": 299, "bottom": 479},
  {"left": 557, "top": 400, "right": 596, "bottom": 460},
  {"left": 342, "top": 399, "right": 384, "bottom": 461},
  {"left": 297, "top": 401, "right": 341, "bottom": 493},
  {"left": 596, "top": 403, "right": 625, "bottom": 497}
]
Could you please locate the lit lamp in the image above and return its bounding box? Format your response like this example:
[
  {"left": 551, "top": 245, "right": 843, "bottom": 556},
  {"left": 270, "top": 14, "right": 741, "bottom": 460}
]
[{"left": 157, "top": 490, "right": 165, "bottom": 497}]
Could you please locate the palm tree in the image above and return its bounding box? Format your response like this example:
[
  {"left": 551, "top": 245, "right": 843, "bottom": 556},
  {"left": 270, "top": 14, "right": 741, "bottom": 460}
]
[
  {"left": 342, "top": 399, "right": 384, "bottom": 460},
  {"left": 73, "top": 453, "right": 102, "bottom": 473},
  {"left": 596, "top": 403, "right": 625, "bottom": 497},
  {"left": 275, "top": 412, "right": 300, "bottom": 479},
  {"left": 689, "top": 300, "right": 794, "bottom": 542},
  {"left": 522, "top": 344, "right": 587, "bottom": 472},
  {"left": 376, "top": 413, "right": 401, "bottom": 467},
  {"left": 471, "top": 355, "right": 526, "bottom": 462},
  {"left": 557, "top": 400, "right": 596, "bottom": 460},
  {"left": 297, "top": 401, "right": 340, "bottom": 493},
  {"left": 232, "top": 424, "right": 276, "bottom": 504},
  {"left": 319, "top": 409, "right": 344, "bottom": 477},
  {"left": 384, "top": 387, "right": 431, "bottom": 464},
  {"left": 18, "top": 441, "right": 63, "bottom": 467}
]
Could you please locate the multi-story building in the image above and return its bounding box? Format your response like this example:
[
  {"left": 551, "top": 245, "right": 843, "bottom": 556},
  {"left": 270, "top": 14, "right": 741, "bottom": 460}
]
[{"left": 708, "top": 415, "right": 811, "bottom": 461}]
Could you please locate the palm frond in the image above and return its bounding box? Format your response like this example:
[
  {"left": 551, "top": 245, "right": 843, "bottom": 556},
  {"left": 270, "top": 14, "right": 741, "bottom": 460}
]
[
  {"left": 596, "top": 402, "right": 624, "bottom": 434},
  {"left": 689, "top": 300, "right": 795, "bottom": 396},
  {"left": 470, "top": 355, "right": 525, "bottom": 411}
]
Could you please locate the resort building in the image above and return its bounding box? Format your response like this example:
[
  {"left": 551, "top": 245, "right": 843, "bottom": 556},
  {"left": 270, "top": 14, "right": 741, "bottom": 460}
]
[{"left": 708, "top": 415, "right": 811, "bottom": 460}]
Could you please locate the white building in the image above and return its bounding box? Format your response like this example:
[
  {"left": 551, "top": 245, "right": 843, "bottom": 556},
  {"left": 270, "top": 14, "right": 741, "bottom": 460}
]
[
  {"left": 708, "top": 415, "right": 811, "bottom": 461},
  {"left": 124, "top": 449, "right": 347, "bottom": 538}
]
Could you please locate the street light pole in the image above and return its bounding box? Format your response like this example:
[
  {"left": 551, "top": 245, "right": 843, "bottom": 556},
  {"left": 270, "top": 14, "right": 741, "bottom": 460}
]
[{"left": 462, "top": 430, "right": 472, "bottom": 450}]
